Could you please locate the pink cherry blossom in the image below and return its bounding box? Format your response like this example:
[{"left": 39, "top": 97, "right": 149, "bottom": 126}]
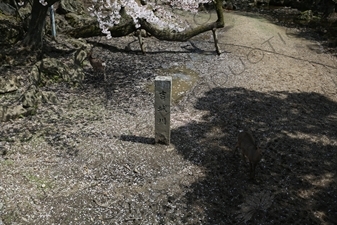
[{"left": 88, "top": 0, "right": 212, "bottom": 39}]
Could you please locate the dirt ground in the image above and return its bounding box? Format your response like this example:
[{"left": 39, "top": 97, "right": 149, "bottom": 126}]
[{"left": 1, "top": 10, "right": 337, "bottom": 225}]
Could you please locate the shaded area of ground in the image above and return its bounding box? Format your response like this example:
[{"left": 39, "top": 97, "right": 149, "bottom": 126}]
[{"left": 173, "top": 87, "right": 337, "bottom": 224}]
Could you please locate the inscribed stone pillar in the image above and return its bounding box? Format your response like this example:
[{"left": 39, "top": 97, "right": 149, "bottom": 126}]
[{"left": 155, "top": 76, "right": 172, "bottom": 145}]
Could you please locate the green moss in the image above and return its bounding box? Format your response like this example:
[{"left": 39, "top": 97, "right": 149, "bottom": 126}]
[
  {"left": 0, "top": 159, "right": 14, "bottom": 166},
  {"left": 23, "top": 173, "right": 54, "bottom": 190}
]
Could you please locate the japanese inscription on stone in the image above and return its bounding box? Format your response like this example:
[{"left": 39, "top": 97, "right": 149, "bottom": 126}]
[{"left": 155, "top": 76, "right": 172, "bottom": 145}]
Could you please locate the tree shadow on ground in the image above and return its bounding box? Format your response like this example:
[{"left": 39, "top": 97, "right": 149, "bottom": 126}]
[{"left": 171, "top": 87, "right": 337, "bottom": 224}]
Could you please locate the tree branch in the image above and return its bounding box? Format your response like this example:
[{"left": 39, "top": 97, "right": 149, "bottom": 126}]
[
  {"left": 139, "top": 0, "right": 224, "bottom": 42},
  {"left": 68, "top": 0, "right": 225, "bottom": 50}
]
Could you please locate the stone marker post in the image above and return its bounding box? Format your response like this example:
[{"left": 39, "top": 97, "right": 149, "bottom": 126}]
[{"left": 155, "top": 76, "right": 172, "bottom": 145}]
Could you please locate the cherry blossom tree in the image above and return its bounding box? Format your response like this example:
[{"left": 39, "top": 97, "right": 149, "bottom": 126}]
[
  {"left": 88, "top": 0, "right": 208, "bottom": 38},
  {"left": 87, "top": 0, "right": 224, "bottom": 53},
  {"left": 20, "top": 0, "right": 224, "bottom": 52}
]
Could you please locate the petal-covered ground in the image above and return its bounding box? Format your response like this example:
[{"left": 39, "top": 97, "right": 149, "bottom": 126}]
[{"left": 1, "top": 11, "right": 337, "bottom": 225}]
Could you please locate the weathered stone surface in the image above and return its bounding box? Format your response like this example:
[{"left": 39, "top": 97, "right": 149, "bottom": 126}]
[
  {"left": 30, "top": 56, "right": 85, "bottom": 86},
  {"left": 57, "top": 0, "right": 85, "bottom": 14},
  {"left": 41, "top": 91, "right": 58, "bottom": 104},
  {"left": 0, "top": 14, "right": 22, "bottom": 45},
  {"left": 0, "top": 76, "right": 19, "bottom": 94},
  {"left": 22, "top": 86, "right": 39, "bottom": 108},
  {"left": 0, "top": 40, "right": 88, "bottom": 122},
  {"left": 0, "top": 103, "right": 35, "bottom": 122},
  {"left": 155, "top": 76, "right": 172, "bottom": 145},
  {"left": 64, "top": 13, "right": 95, "bottom": 28},
  {"left": 74, "top": 48, "right": 88, "bottom": 67}
]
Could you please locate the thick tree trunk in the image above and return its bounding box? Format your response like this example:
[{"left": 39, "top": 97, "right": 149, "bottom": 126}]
[
  {"left": 71, "top": 0, "right": 224, "bottom": 42},
  {"left": 140, "top": 0, "right": 224, "bottom": 42},
  {"left": 22, "top": 0, "right": 59, "bottom": 49},
  {"left": 22, "top": 0, "right": 48, "bottom": 48}
]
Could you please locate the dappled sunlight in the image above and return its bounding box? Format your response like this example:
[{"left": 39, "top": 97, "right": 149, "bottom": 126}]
[{"left": 302, "top": 172, "right": 335, "bottom": 188}]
